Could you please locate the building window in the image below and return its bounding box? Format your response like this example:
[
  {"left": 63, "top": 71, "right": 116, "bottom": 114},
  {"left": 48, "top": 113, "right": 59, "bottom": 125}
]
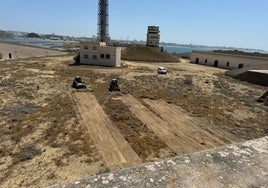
[
  {"left": 106, "top": 54, "right": 110, "bottom": 59},
  {"left": 93, "top": 46, "right": 97, "bottom": 50},
  {"left": 92, "top": 55, "right": 97, "bottom": 60},
  {"left": 205, "top": 59, "right": 208, "bottom": 63},
  {"left": 84, "top": 46, "right": 88, "bottom": 50},
  {"left": 238, "top": 64, "right": 244, "bottom": 69},
  {"left": 226, "top": 62, "right": 230, "bottom": 67},
  {"left": 84, "top": 54, "right": 89, "bottom": 59},
  {"left": 100, "top": 54, "right": 105, "bottom": 59}
]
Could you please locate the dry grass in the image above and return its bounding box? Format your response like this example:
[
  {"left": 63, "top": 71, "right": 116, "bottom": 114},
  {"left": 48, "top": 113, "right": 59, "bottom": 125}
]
[
  {"left": 122, "top": 46, "right": 178, "bottom": 62},
  {"left": 100, "top": 95, "right": 176, "bottom": 161}
]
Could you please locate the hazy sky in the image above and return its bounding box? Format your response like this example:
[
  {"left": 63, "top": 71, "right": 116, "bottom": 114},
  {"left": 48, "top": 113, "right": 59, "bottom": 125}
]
[{"left": 0, "top": 0, "right": 267, "bottom": 50}]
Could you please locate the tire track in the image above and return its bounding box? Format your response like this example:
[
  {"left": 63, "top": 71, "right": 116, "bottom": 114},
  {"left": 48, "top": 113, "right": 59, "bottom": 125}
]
[
  {"left": 73, "top": 92, "right": 142, "bottom": 170},
  {"left": 121, "top": 95, "right": 237, "bottom": 155}
]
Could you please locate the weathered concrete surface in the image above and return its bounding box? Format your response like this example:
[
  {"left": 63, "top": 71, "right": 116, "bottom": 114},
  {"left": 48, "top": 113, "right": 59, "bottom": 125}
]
[
  {"left": 235, "top": 70, "right": 268, "bottom": 86},
  {"left": 51, "top": 137, "right": 268, "bottom": 188}
]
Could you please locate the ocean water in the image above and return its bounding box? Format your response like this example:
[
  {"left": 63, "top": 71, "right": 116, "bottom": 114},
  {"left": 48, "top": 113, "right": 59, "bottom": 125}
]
[
  {"left": 163, "top": 45, "right": 268, "bottom": 54},
  {"left": 2, "top": 38, "right": 206, "bottom": 53},
  {"left": 0, "top": 38, "right": 72, "bottom": 48},
  {"left": 163, "top": 46, "right": 213, "bottom": 54},
  {"left": 1, "top": 38, "right": 267, "bottom": 54}
]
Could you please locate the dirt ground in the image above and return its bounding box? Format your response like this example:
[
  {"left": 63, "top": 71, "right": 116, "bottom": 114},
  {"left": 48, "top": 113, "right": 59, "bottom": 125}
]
[
  {"left": 0, "top": 55, "right": 267, "bottom": 187},
  {"left": 73, "top": 92, "right": 142, "bottom": 170},
  {"left": 0, "top": 42, "right": 67, "bottom": 59}
]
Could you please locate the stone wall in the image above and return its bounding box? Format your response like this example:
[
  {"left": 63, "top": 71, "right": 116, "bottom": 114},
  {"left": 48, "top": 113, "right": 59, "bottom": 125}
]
[{"left": 51, "top": 136, "right": 268, "bottom": 188}]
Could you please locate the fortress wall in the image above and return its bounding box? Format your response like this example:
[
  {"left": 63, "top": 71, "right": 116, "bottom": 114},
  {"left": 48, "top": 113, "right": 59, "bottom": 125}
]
[{"left": 191, "top": 51, "right": 268, "bottom": 70}]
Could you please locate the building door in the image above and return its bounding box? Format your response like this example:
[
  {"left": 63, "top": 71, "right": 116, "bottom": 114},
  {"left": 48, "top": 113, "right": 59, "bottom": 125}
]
[
  {"left": 9, "top": 53, "right": 12, "bottom": 59},
  {"left": 238, "top": 64, "right": 244, "bottom": 69},
  {"left": 195, "top": 58, "right": 199, "bottom": 64},
  {"left": 214, "top": 60, "right": 219, "bottom": 67}
]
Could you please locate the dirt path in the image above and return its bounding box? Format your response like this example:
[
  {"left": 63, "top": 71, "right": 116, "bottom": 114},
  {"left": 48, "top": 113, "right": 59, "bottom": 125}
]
[
  {"left": 143, "top": 99, "right": 238, "bottom": 145},
  {"left": 73, "top": 92, "right": 142, "bottom": 170},
  {"left": 120, "top": 95, "right": 236, "bottom": 155}
]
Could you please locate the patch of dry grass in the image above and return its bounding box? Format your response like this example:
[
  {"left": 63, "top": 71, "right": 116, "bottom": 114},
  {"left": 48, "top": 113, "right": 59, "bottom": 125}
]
[{"left": 122, "top": 46, "right": 178, "bottom": 62}]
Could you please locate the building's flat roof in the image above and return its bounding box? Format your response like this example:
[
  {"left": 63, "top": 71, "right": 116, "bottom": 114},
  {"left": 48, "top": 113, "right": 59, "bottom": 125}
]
[
  {"left": 214, "top": 50, "right": 268, "bottom": 58},
  {"left": 249, "top": 70, "right": 268, "bottom": 74},
  {"left": 192, "top": 50, "right": 268, "bottom": 60}
]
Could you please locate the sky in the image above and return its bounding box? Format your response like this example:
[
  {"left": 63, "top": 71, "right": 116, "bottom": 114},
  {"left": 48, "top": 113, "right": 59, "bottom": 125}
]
[{"left": 0, "top": 0, "right": 267, "bottom": 50}]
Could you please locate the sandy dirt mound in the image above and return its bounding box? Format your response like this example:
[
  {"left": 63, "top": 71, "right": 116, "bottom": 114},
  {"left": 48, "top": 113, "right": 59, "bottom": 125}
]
[{"left": 121, "top": 46, "right": 178, "bottom": 62}]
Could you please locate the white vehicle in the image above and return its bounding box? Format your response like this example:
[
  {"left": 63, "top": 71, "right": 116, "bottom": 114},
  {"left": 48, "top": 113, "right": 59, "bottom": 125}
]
[{"left": 157, "top": 67, "right": 167, "bottom": 74}]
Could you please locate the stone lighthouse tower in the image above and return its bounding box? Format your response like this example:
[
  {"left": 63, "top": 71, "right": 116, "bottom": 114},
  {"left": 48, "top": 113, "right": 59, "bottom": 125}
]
[{"left": 98, "top": 0, "right": 110, "bottom": 43}]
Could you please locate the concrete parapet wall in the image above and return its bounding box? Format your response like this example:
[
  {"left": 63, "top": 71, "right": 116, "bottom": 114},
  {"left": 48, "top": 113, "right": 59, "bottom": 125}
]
[
  {"left": 51, "top": 136, "right": 268, "bottom": 188},
  {"left": 235, "top": 70, "right": 268, "bottom": 86}
]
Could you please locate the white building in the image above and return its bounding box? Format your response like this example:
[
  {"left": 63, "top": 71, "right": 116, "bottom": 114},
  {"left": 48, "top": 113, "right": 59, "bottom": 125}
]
[
  {"left": 190, "top": 51, "right": 268, "bottom": 70},
  {"left": 146, "top": 26, "right": 160, "bottom": 47},
  {"left": 80, "top": 42, "right": 121, "bottom": 67}
]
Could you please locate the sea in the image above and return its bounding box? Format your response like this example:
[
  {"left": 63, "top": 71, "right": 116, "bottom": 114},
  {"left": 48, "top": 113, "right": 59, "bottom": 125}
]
[
  {"left": 163, "top": 46, "right": 213, "bottom": 54},
  {"left": 0, "top": 38, "right": 214, "bottom": 53},
  {"left": 0, "top": 38, "right": 74, "bottom": 49},
  {"left": 1, "top": 38, "right": 267, "bottom": 54},
  {"left": 163, "top": 46, "right": 268, "bottom": 54}
]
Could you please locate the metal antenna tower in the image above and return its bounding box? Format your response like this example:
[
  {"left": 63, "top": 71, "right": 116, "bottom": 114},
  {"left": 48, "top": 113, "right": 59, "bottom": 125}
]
[{"left": 98, "top": 0, "right": 110, "bottom": 43}]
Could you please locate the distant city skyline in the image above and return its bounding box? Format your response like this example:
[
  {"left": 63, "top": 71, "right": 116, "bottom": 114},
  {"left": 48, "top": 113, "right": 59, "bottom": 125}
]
[{"left": 0, "top": 0, "right": 267, "bottom": 51}]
